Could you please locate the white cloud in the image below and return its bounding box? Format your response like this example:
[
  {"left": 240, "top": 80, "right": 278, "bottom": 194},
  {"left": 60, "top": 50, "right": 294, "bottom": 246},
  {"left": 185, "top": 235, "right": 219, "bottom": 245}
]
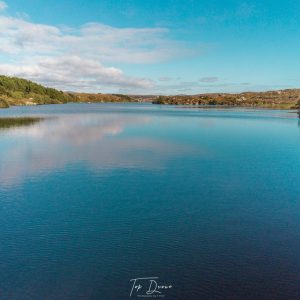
[
  {"left": 0, "top": 7, "right": 195, "bottom": 92},
  {"left": 0, "top": 1, "right": 7, "bottom": 11},
  {"left": 0, "top": 56, "right": 154, "bottom": 91},
  {"left": 0, "top": 16, "right": 190, "bottom": 63}
]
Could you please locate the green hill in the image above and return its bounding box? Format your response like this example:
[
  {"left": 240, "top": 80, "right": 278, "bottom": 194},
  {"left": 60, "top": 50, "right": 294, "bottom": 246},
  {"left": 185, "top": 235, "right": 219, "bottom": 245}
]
[{"left": 0, "top": 75, "right": 77, "bottom": 107}]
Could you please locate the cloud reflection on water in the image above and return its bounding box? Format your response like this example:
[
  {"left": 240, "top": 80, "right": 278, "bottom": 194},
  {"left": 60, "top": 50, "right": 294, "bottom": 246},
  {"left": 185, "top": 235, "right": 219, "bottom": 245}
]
[{"left": 0, "top": 114, "right": 193, "bottom": 187}]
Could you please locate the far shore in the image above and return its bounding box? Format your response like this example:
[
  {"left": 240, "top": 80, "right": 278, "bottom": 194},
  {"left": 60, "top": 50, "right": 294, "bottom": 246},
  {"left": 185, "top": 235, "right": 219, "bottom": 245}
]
[
  {"left": 1, "top": 99, "right": 300, "bottom": 111},
  {"left": 1, "top": 75, "right": 300, "bottom": 110},
  {"left": 1, "top": 97, "right": 300, "bottom": 110}
]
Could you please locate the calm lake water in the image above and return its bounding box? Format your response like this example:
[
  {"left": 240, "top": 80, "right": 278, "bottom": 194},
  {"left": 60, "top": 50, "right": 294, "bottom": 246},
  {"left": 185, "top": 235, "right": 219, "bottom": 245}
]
[{"left": 0, "top": 103, "right": 300, "bottom": 300}]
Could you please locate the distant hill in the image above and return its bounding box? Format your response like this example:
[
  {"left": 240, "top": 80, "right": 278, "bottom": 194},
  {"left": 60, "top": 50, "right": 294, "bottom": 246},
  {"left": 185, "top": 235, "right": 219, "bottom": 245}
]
[
  {"left": 151, "top": 90, "right": 300, "bottom": 109},
  {"left": 74, "top": 93, "right": 135, "bottom": 103}
]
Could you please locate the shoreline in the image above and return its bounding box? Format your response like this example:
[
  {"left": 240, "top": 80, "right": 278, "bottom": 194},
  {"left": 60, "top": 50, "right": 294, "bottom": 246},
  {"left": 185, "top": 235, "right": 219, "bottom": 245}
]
[
  {"left": 1, "top": 76, "right": 300, "bottom": 110},
  {"left": 1, "top": 101, "right": 299, "bottom": 111}
]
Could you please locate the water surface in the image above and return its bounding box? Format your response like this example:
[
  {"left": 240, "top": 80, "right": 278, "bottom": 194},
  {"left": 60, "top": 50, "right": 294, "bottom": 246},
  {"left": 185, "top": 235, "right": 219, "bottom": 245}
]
[{"left": 0, "top": 103, "right": 300, "bottom": 299}]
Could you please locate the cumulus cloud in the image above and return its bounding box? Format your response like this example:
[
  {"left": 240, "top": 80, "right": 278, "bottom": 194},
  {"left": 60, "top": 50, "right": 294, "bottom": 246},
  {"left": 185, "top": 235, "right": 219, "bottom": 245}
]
[
  {"left": 0, "top": 56, "right": 154, "bottom": 91},
  {"left": 0, "top": 6, "right": 194, "bottom": 92},
  {"left": 0, "top": 17, "right": 190, "bottom": 63}
]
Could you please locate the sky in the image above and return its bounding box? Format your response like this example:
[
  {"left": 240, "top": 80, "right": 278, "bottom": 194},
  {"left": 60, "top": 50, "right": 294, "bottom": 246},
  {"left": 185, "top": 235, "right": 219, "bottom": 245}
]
[{"left": 0, "top": 0, "right": 300, "bottom": 94}]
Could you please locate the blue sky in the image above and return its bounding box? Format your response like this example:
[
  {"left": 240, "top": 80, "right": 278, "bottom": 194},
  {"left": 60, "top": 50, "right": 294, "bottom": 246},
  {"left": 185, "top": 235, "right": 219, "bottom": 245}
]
[{"left": 0, "top": 0, "right": 300, "bottom": 94}]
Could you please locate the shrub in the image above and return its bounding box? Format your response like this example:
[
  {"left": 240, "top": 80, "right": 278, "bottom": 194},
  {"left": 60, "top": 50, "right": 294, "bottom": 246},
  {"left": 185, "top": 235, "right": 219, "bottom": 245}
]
[{"left": 0, "top": 98, "right": 9, "bottom": 108}]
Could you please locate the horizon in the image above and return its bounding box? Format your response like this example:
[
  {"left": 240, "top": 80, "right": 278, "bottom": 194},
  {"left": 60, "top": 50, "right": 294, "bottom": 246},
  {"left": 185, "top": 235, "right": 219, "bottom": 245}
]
[
  {"left": 2, "top": 74, "right": 300, "bottom": 96},
  {"left": 1, "top": 0, "right": 300, "bottom": 94}
]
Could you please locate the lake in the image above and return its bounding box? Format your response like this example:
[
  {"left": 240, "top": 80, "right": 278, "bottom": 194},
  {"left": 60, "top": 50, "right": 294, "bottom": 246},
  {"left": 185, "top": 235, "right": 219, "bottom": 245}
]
[{"left": 0, "top": 103, "right": 300, "bottom": 299}]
